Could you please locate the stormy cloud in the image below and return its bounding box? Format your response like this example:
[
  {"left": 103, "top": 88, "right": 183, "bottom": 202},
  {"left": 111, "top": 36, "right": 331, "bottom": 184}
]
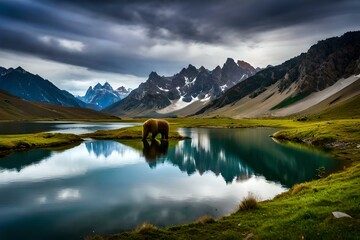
[{"left": 0, "top": 0, "right": 359, "bottom": 94}]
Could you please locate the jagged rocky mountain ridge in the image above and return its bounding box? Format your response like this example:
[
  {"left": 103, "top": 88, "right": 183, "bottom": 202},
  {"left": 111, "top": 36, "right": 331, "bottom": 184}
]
[
  {"left": 0, "top": 67, "right": 6, "bottom": 74},
  {"left": 0, "top": 66, "right": 85, "bottom": 108},
  {"left": 77, "top": 82, "right": 131, "bottom": 110},
  {"left": 104, "top": 58, "right": 256, "bottom": 117}
]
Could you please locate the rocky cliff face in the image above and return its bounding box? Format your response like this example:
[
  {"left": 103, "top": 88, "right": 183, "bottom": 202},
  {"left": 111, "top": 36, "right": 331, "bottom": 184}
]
[
  {"left": 104, "top": 59, "right": 256, "bottom": 117},
  {"left": 78, "top": 82, "right": 131, "bottom": 110},
  {"left": 296, "top": 32, "right": 360, "bottom": 93},
  {"left": 197, "top": 31, "right": 360, "bottom": 115},
  {"left": 0, "top": 66, "right": 85, "bottom": 108}
]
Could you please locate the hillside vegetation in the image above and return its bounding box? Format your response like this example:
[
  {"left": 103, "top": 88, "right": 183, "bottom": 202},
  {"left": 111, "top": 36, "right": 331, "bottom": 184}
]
[
  {"left": 308, "top": 94, "right": 360, "bottom": 120},
  {"left": 0, "top": 90, "right": 120, "bottom": 121}
]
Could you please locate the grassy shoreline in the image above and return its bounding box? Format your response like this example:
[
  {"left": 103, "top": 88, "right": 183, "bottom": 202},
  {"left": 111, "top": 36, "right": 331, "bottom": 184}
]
[
  {"left": 0, "top": 132, "right": 83, "bottom": 157},
  {"left": 0, "top": 118, "right": 359, "bottom": 239}
]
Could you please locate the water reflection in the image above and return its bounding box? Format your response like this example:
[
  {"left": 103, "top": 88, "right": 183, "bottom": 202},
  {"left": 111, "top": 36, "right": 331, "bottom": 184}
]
[
  {"left": 0, "top": 141, "right": 142, "bottom": 184},
  {"left": 134, "top": 128, "right": 342, "bottom": 187},
  {"left": 85, "top": 140, "right": 128, "bottom": 157},
  {"left": 142, "top": 140, "right": 169, "bottom": 164},
  {"left": 0, "top": 150, "right": 52, "bottom": 172},
  {"left": 0, "top": 129, "right": 341, "bottom": 188}
]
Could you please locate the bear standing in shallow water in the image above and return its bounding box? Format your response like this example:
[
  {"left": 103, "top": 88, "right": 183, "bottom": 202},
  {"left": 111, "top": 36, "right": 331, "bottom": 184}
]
[{"left": 142, "top": 119, "right": 169, "bottom": 140}]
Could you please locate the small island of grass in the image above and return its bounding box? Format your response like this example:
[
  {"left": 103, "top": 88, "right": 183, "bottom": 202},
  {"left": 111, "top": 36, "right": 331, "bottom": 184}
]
[
  {"left": 0, "top": 132, "right": 83, "bottom": 157},
  {"left": 79, "top": 125, "right": 188, "bottom": 140}
]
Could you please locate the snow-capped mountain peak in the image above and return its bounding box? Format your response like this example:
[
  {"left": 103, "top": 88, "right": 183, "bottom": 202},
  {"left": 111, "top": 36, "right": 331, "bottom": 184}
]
[
  {"left": 77, "top": 82, "right": 131, "bottom": 110},
  {"left": 103, "top": 82, "right": 113, "bottom": 91}
]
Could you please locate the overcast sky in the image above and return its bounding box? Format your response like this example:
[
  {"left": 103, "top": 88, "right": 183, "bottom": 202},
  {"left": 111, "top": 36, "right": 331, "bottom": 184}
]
[{"left": 0, "top": 0, "right": 359, "bottom": 95}]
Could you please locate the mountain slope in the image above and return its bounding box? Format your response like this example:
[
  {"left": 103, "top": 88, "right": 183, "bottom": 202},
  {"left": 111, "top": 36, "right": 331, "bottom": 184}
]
[
  {"left": 78, "top": 82, "right": 131, "bottom": 110},
  {"left": 0, "top": 67, "right": 85, "bottom": 107},
  {"left": 296, "top": 78, "right": 360, "bottom": 119},
  {"left": 312, "top": 94, "right": 360, "bottom": 119},
  {"left": 0, "top": 67, "right": 6, "bottom": 74},
  {"left": 0, "top": 90, "right": 119, "bottom": 120},
  {"left": 196, "top": 31, "right": 360, "bottom": 117},
  {"left": 104, "top": 58, "right": 256, "bottom": 117}
]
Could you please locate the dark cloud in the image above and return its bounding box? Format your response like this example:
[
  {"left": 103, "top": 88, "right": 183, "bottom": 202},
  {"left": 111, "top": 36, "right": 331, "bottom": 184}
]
[
  {"left": 0, "top": 0, "right": 359, "bottom": 76},
  {"left": 0, "top": 25, "right": 183, "bottom": 76},
  {"left": 42, "top": 0, "right": 360, "bottom": 42}
]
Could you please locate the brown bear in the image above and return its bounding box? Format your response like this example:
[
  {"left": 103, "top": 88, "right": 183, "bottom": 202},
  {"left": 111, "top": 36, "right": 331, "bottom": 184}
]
[{"left": 142, "top": 119, "right": 169, "bottom": 140}]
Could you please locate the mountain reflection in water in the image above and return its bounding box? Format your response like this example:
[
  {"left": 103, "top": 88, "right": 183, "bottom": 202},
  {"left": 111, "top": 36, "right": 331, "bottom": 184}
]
[
  {"left": 135, "top": 128, "right": 341, "bottom": 187},
  {"left": 0, "top": 128, "right": 341, "bottom": 188},
  {"left": 85, "top": 140, "right": 129, "bottom": 158}
]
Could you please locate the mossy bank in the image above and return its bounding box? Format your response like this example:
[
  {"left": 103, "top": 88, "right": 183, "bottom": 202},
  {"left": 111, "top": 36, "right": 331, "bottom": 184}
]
[{"left": 0, "top": 132, "right": 82, "bottom": 157}]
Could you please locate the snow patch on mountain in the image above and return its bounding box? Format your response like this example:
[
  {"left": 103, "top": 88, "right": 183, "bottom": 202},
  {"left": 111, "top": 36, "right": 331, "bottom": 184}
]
[
  {"left": 220, "top": 84, "right": 227, "bottom": 92},
  {"left": 157, "top": 86, "right": 169, "bottom": 92},
  {"left": 201, "top": 94, "right": 211, "bottom": 102},
  {"left": 240, "top": 74, "right": 248, "bottom": 81},
  {"left": 157, "top": 96, "right": 200, "bottom": 114}
]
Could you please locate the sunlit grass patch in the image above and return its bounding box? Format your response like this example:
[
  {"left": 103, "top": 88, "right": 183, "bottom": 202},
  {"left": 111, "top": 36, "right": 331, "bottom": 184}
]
[
  {"left": 134, "top": 223, "right": 159, "bottom": 234},
  {"left": 290, "top": 183, "right": 311, "bottom": 195}
]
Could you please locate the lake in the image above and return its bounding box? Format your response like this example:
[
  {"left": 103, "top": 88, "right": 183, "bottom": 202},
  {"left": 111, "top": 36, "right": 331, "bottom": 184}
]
[
  {"left": 0, "top": 121, "right": 139, "bottom": 134},
  {"left": 0, "top": 127, "right": 343, "bottom": 240}
]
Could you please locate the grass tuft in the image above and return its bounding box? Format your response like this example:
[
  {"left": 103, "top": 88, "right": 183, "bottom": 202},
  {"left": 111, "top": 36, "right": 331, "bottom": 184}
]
[
  {"left": 238, "top": 194, "right": 259, "bottom": 211},
  {"left": 134, "top": 223, "right": 158, "bottom": 234},
  {"left": 291, "top": 183, "right": 311, "bottom": 195},
  {"left": 195, "top": 215, "right": 216, "bottom": 224}
]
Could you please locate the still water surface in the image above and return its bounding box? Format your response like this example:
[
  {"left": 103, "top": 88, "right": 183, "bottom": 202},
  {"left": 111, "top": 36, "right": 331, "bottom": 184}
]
[
  {"left": 0, "top": 121, "right": 139, "bottom": 134},
  {"left": 0, "top": 127, "right": 342, "bottom": 240}
]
